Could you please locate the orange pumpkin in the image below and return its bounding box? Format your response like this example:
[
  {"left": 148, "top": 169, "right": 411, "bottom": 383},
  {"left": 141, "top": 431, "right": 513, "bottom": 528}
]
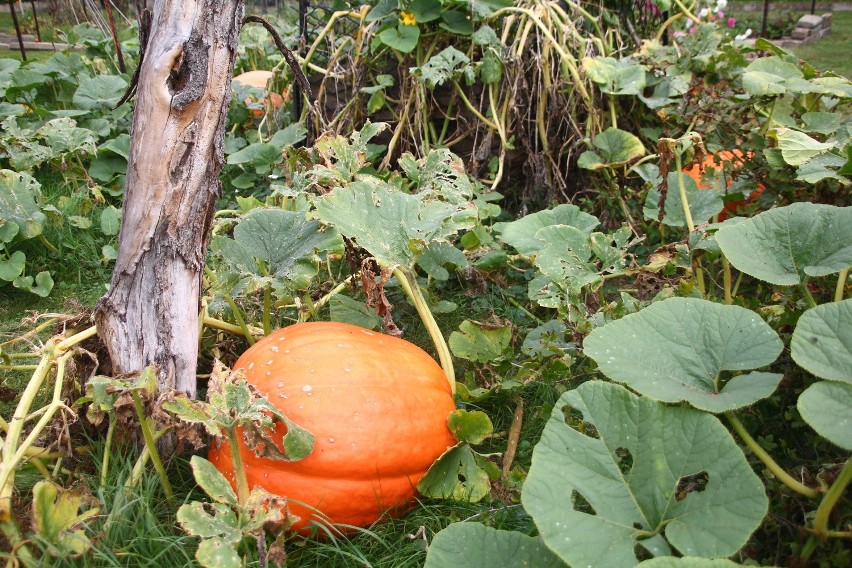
[
  {"left": 232, "top": 70, "right": 288, "bottom": 116},
  {"left": 684, "top": 149, "right": 765, "bottom": 220},
  {"left": 208, "top": 322, "right": 457, "bottom": 533}
]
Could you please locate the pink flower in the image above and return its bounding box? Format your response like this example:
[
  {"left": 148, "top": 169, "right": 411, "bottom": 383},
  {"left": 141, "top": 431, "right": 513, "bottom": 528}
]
[{"left": 727, "top": 17, "right": 736, "bottom": 28}]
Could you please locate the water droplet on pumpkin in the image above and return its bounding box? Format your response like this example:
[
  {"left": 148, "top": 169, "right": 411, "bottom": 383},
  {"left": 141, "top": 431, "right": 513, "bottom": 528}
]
[
  {"left": 276, "top": 381, "right": 284, "bottom": 388},
  {"left": 328, "top": 437, "right": 334, "bottom": 443},
  {"left": 270, "top": 345, "right": 279, "bottom": 352},
  {"left": 337, "top": 343, "right": 344, "bottom": 347},
  {"left": 344, "top": 368, "right": 351, "bottom": 373},
  {"left": 266, "top": 360, "right": 273, "bottom": 365},
  {"left": 283, "top": 349, "right": 290, "bottom": 353},
  {"left": 265, "top": 371, "right": 271, "bottom": 376},
  {"left": 302, "top": 385, "right": 313, "bottom": 392},
  {"left": 248, "top": 362, "right": 255, "bottom": 369}
]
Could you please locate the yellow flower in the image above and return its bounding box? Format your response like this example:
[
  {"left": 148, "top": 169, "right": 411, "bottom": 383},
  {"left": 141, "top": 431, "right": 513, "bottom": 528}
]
[{"left": 401, "top": 11, "right": 417, "bottom": 26}]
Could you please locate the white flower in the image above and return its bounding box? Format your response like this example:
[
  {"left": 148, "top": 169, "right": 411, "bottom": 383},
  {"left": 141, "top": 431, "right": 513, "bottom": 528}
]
[
  {"left": 735, "top": 28, "right": 753, "bottom": 41},
  {"left": 698, "top": 7, "right": 709, "bottom": 18},
  {"left": 715, "top": 0, "right": 728, "bottom": 12},
  {"left": 686, "top": 18, "right": 694, "bottom": 27}
]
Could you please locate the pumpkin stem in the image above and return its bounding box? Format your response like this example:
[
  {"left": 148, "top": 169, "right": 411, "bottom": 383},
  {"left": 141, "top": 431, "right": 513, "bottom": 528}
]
[
  {"left": 393, "top": 267, "right": 456, "bottom": 394},
  {"left": 131, "top": 391, "right": 175, "bottom": 502}
]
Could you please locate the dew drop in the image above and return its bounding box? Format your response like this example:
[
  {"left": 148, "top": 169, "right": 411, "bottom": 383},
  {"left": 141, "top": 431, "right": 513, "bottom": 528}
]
[
  {"left": 265, "top": 371, "right": 271, "bottom": 376},
  {"left": 337, "top": 343, "right": 345, "bottom": 348},
  {"left": 266, "top": 360, "right": 273, "bottom": 365},
  {"left": 276, "top": 381, "right": 284, "bottom": 388},
  {"left": 344, "top": 368, "right": 351, "bottom": 373},
  {"left": 270, "top": 345, "right": 279, "bottom": 352},
  {"left": 248, "top": 362, "right": 255, "bottom": 370},
  {"left": 328, "top": 437, "right": 335, "bottom": 443},
  {"left": 302, "top": 385, "right": 313, "bottom": 392}
]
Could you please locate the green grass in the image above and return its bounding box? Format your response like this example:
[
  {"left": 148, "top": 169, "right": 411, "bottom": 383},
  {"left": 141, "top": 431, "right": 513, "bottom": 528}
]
[{"left": 792, "top": 11, "right": 852, "bottom": 78}]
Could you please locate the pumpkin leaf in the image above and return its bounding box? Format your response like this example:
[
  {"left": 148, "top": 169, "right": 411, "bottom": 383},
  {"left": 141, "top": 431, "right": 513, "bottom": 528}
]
[
  {"left": 449, "top": 320, "right": 512, "bottom": 363},
  {"left": 425, "top": 523, "right": 565, "bottom": 568},
  {"left": 73, "top": 75, "right": 129, "bottom": 110},
  {"left": 313, "top": 179, "right": 476, "bottom": 268},
  {"left": 583, "top": 56, "right": 646, "bottom": 96},
  {"left": 715, "top": 203, "right": 852, "bottom": 285},
  {"left": 0, "top": 251, "right": 26, "bottom": 282},
  {"left": 213, "top": 208, "right": 342, "bottom": 293},
  {"left": 797, "top": 381, "right": 852, "bottom": 450},
  {"left": 177, "top": 502, "right": 242, "bottom": 543},
  {"left": 417, "top": 443, "right": 493, "bottom": 502},
  {"left": 0, "top": 169, "right": 46, "bottom": 241},
  {"left": 278, "top": 416, "right": 316, "bottom": 461},
  {"left": 533, "top": 225, "right": 601, "bottom": 292},
  {"left": 32, "top": 481, "right": 99, "bottom": 557},
  {"left": 790, "top": 299, "right": 852, "bottom": 383},
  {"left": 584, "top": 298, "right": 783, "bottom": 412},
  {"left": 769, "top": 128, "right": 834, "bottom": 167},
  {"left": 13, "top": 271, "right": 54, "bottom": 297},
  {"left": 329, "top": 294, "right": 383, "bottom": 330},
  {"left": 578, "top": 128, "right": 646, "bottom": 170},
  {"left": 447, "top": 409, "right": 493, "bottom": 445},
  {"left": 638, "top": 558, "right": 772, "bottom": 568},
  {"left": 195, "top": 537, "right": 242, "bottom": 568},
  {"left": 522, "top": 381, "right": 768, "bottom": 567},
  {"left": 189, "top": 456, "right": 239, "bottom": 507},
  {"left": 378, "top": 23, "right": 420, "bottom": 53},
  {"left": 494, "top": 204, "right": 599, "bottom": 255}
]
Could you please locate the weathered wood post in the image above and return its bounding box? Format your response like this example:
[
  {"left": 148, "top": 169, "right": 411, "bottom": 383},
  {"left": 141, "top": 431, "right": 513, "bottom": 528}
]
[{"left": 95, "top": 0, "right": 245, "bottom": 398}]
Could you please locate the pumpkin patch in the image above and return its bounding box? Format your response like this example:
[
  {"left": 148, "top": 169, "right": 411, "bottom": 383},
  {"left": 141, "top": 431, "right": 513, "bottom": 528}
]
[
  {"left": 208, "top": 321, "right": 457, "bottom": 532},
  {"left": 684, "top": 149, "right": 766, "bottom": 220}
]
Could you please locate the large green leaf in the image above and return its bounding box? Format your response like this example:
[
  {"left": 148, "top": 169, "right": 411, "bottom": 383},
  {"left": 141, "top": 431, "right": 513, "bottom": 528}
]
[
  {"left": 578, "top": 127, "right": 646, "bottom": 170},
  {"left": 378, "top": 23, "right": 420, "bottom": 53},
  {"left": 73, "top": 75, "right": 129, "bottom": 110},
  {"left": 583, "top": 56, "right": 646, "bottom": 95},
  {"left": 212, "top": 209, "right": 342, "bottom": 291},
  {"left": 449, "top": 320, "right": 512, "bottom": 363},
  {"left": 494, "top": 204, "right": 599, "bottom": 255},
  {"left": 583, "top": 298, "right": 783, "bottom": 412},
  {"left": 313, "top": 179, "right": 476, "bottom": 268},
  {"left": 790, "top": 299, "right": 852, "bottom": 383},
  {"left": 425, "top": 523, "right": 564, "bottom": 568},
  {"left": 522, "top": 381, "right": 768, "bottom": 567},
  {"left": 639, "top": 558, "right": 772, "bottom": 568},
  {"left": 770, "top": 128, "right": 834, "bottom": 167},
  {"left": 715, "top": 203, "right": 852, "bottom": 285},
  {"left": 0, "top": 169, "right": 45, "bottom": 241},
  {"left": 533, "top": 225, "right": 601, "bottom": 292},
  {"left": 797, "top": 381, "right": 852, "bottom": 450}
]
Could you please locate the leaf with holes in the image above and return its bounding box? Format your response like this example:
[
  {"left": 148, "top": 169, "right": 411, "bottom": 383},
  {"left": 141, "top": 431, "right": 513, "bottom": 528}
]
[
  {"left": 417, "top": 443, "right": 497, "bottom": 502},
  {"left": 425, "top": 523, "right": 564, "bottom": 568},
  {"left": 584, "top": 298, "right": 783, "bottom": 412},
  {"left": 449, "top": 320, "right": 512, "bottom": 363},
  {"left": 522, "top": 381, "right": 768, "bottom": 567},
  {"left": 715, "top": 203, "right": 852, "bottom": 286},
  {"left": 791, "top": 299, "right": 852, "bottom": 383}
]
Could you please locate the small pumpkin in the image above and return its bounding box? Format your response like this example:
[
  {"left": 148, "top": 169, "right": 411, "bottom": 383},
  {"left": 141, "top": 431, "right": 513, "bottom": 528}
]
[
  {"left": 208, "top": 321, "right": 457, "bottom": 532},
  {"left": 232, "top": 70, "right": 287, "bottom": 115},
  {"left": 684, "top": 149, "right": 765, "bottom": 220}
]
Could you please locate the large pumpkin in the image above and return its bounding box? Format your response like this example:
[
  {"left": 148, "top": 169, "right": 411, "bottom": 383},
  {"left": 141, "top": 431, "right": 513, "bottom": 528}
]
[
  {"left": 208, "top": 322, "right": 457, "bottom": 532},
  {"left": 683, "top": 149, "right": 765, "bottom": 220}
]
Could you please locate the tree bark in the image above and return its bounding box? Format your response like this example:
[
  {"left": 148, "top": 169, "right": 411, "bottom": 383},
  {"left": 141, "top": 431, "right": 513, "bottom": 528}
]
[{"left": 96, "top": 0, "right": 244, "bottom": 398}]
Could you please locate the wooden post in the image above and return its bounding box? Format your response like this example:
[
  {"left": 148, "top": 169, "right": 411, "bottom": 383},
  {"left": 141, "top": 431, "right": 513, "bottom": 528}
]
[
  {"left": 761, "top": 0, "right": 770, "bottom": 38},
  {"left": 8, "top": 0, "right": 27, "bottom": 61},
  {"left": 95, "top": 0, "right": 245, "bottom": 398}
]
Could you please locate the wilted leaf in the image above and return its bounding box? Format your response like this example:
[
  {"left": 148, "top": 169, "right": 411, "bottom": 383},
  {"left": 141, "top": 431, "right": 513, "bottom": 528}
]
[
  {"left": 447, "top": 409, "right": 493, "bottom": 445},
  {"left": 417, "top": 443, "right": 493, "bottom": 502},
  {"left": 32, "top": 481, "right": 99, "bottom": 556}
]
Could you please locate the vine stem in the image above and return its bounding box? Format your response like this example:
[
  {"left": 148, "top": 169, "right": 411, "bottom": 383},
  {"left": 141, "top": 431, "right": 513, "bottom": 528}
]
[
  {"left": 812, "top": 458, "right": 851, "bottom": 539},
  {"left": 801, "top": 280, "right": 818, "bottom": 309},
  {"left": 674, "top": 152, "right": 696, "bottom": 233},
  {"left": 722, "top": 255, "right": 733, "bottom": 304},
  {"left": 224, "top": 294, "right": 257, "bottom": 345},
  {"left": 131, "top": 391, "right": 174, "bottom": 501},
  {"left": 226, "top": 426, "right": 251, "bottom": 505},
  {"left": 393, "top": 267, "right": 455, "bottom": 394},
  {"left": 726, "top": 412, "right": 819, "bottom": 499},
  {"left": 202, "top": 316, "right": 263, "bottom": 338},
  {"left": 835, "top": 268, "right": 849, "bottom": 302}
]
